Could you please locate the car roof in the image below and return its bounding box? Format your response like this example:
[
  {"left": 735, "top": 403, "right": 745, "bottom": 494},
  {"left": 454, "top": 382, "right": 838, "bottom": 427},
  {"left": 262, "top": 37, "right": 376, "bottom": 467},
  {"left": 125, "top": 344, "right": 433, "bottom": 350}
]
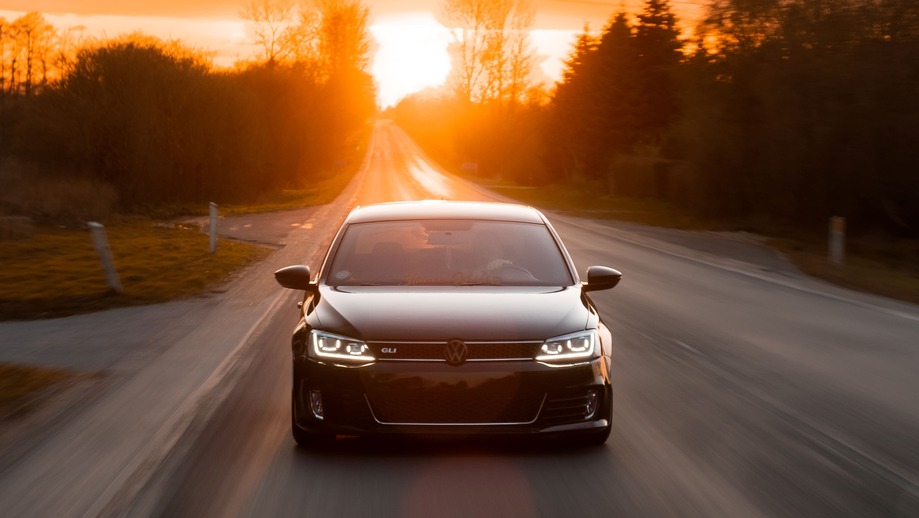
[{"left": 345, "top": 200, "right": 546, "bottom": 224}]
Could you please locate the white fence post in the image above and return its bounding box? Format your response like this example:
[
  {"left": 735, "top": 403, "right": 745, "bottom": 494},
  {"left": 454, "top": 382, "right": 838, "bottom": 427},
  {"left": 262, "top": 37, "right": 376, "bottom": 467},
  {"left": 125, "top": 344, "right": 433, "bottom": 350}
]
[
  {"left": 829, "top": 216, "right": 846, "bottom": 265},
  {"left": 209, "top": 202, "right": 218, "bottom": 255},
  {"left": 88, "top": 222, "right": 123, "bottom": 294}
]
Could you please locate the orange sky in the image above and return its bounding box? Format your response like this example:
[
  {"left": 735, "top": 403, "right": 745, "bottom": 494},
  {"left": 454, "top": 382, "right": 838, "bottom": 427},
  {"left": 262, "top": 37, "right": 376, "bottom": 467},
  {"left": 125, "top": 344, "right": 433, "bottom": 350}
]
[
  {"left": 1, "top": 1, "right": 699, "bottom": 107},
  {"left": 0, "top": 1, "right": 623, "bottom": 25}
]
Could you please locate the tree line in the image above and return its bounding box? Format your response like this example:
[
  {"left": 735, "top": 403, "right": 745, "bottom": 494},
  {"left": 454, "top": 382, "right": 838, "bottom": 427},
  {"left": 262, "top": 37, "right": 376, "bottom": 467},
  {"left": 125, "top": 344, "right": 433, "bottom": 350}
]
[
  {"left": 394, "top": 0, "right": 919, "bottom": 237},
  {"left": 0, "top": 2, "right": 375, "bottom": 217}
]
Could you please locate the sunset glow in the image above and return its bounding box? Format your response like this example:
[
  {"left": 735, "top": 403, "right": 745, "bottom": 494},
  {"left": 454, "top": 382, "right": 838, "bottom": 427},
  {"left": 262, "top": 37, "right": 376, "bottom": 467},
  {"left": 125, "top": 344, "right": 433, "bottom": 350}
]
[
  {"left": 371, "top": 13, "right": 453, "bottom": 108},
  {"left": 0, "top": 10, "right": 254, "bottom": 67},
  {"left": 0, "top": 2, "right": 690, "bottom": 108}
]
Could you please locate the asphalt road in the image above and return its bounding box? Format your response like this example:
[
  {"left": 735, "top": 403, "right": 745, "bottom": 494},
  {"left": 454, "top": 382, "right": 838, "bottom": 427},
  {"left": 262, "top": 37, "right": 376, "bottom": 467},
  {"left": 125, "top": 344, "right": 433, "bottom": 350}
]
[{"left": 2, "top": 121, "right": 918, "bottom": 517}]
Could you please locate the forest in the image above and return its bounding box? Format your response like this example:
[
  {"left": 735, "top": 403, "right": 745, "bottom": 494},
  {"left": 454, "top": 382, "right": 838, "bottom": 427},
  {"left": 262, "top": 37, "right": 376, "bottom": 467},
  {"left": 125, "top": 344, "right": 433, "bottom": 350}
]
[
  {"left": 1, "top": 0, "right": 917, "bottom": 240},
  {"left": 395, "top": 0, "right": 919, "bottom": 238},
  {"left": 0, "top": 2, "right": 376, "bottom": 221}
]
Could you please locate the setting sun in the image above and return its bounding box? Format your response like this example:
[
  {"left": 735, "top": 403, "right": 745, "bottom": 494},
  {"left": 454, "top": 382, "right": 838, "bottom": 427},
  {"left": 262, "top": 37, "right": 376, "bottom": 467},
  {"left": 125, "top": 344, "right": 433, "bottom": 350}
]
[
  {"left": 370, "top": 12, "right": 453, "bottom": 108},
  {"left": 0, "top": 2, "right": 674, "bottom": 110}
]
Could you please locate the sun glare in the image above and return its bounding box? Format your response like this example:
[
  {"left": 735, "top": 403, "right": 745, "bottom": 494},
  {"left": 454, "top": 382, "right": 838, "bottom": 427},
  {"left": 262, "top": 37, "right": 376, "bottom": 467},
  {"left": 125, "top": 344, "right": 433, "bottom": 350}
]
[
  {"left": 370, "top": 13, "right": 453, "bottom": 109},
  {"left": 4, "top": 7, "right": 579, "bottom": 106}
]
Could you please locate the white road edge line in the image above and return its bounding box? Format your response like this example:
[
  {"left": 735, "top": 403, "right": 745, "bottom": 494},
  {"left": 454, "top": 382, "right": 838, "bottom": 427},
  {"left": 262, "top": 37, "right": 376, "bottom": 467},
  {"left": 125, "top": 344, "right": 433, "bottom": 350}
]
[{"left": 564, "top": 216, "right": 919, "bottom": 324}]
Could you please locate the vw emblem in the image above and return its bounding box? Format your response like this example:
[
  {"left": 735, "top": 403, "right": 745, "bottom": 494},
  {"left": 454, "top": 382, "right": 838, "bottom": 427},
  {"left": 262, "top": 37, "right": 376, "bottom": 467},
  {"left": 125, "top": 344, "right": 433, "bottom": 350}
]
[{"left": 444, "top": 339, "right": 468, "bottom": 366}]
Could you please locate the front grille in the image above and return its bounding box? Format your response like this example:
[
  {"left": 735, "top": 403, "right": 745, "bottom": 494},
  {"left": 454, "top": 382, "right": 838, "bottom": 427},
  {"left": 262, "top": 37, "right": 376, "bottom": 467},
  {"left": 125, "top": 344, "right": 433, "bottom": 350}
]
[
  {"left": 368, "top": 341, "right": 542, "bottom": 361},
  {"left": 367, "top": 388, "right": 545, "bottom": 424},
  {"left": 539, "top": 388, "right": 598, "bottom": 426}
]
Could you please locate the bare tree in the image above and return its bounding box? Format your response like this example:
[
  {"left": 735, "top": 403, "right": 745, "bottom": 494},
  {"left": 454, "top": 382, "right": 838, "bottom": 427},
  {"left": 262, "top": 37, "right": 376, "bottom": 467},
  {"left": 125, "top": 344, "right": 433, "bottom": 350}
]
[
  {"left": 242, "top": 0, "right": 301, "bottom": 64},
  {"left": 0, "top": 17, "right": 8, "bottom": 97},
  {"left": 505, "top": 2, "right": 535, "bottom": 104},
  {"left": 702, "top": 0, "right": 783, "bottom": 55},
  {"left": 0, "top": 12, "right": 57, "bottom": 96},
  {"left": 442, "top": 0, "right": 535, "bottom": 104},
  {"left": 52, "top": 25, "right": 88, "bottom": 80},
  {"left": 242, "top": 0, "right": 372, "bottom": 72}
]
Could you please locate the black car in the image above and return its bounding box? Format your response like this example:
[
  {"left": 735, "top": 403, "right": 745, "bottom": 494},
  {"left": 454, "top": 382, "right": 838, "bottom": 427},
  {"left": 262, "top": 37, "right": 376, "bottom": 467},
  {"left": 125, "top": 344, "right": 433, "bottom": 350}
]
[{"left": 274, "top": 200, "right": 621, "bottom": 446}]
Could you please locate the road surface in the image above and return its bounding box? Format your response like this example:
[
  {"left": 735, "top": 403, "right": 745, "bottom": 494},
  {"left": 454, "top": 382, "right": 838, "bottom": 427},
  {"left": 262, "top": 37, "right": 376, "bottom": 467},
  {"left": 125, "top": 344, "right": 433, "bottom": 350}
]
[{"left": 1, "top": 120, "right": 918, "bottom": 517}]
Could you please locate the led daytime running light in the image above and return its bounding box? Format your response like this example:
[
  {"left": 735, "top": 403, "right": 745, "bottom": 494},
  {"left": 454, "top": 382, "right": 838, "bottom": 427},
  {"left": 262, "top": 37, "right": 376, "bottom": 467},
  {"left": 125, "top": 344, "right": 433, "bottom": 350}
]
[
  {"left": 309, "top": 331, "right": 375, "bottom": 363},
  {"left": 535, "top": 331, "right": 599, "bottom": 363}
]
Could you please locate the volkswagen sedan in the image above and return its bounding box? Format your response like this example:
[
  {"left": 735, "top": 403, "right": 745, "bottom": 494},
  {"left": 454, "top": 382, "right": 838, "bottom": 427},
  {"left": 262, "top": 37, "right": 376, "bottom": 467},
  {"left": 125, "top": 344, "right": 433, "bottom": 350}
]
[{"left": 274, "top": 200, "right": 621, "bottom": 447}]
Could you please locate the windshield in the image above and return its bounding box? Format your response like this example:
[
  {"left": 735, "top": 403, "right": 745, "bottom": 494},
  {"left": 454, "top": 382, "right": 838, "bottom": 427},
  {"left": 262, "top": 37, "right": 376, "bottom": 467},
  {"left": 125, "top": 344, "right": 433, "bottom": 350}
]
[{"left": 325, "top": 219, "right": 574, "bottom": 287}]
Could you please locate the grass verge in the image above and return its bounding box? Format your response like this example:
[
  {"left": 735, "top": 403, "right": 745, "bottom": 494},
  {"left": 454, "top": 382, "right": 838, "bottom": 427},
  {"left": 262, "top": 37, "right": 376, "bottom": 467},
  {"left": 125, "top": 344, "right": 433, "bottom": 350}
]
[
  {"left": 0, "top": 129, "right": 368, "bottom": 423},
  {"left": 773, "top": 238, "right": 919, "bottom": 305},
  {"left": 219, "top": 172, "right": 356, "bottom": 216},
  {"left": 0, "top": 364, "right": 78, "bottom": 420},
  {"left": 0, "top": 219, "right": 272, "bottom": 321}
]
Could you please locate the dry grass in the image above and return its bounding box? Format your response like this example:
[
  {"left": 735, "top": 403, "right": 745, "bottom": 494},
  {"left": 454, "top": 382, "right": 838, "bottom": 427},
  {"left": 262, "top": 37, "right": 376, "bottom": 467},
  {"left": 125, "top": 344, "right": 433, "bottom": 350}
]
[
  {"left": 0, "top": 219, "right": 272, "bottom": 321},
  {"left": 0, "top": 364, "right": 77, "bottom": 420},
  {"left": 220, "top": 172, "right": 356, "bottom": 216},
  {"left": 0, "top": 209, "right": 275, "bottom": 423},
  {"left": 772, "top": 238, "right": 919, "bottom": 305},
  {"left": 0, "top": 161, "right": 118, "bottom": 224},
  {"left": 489, "top": 184, "right": 711, "bottom": 229},
  {"left": 0, "top": 135, "right": 368, "bottom": 423},
  {"left": 0, "top": 138, "right": 367, "bottom": 321}
]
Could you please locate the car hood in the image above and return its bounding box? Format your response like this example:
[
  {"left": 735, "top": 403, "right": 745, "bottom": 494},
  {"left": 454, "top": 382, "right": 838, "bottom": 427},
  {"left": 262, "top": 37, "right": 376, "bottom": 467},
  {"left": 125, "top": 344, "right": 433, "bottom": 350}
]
[{"left": 314, "top": 286, "right": 591, "bottom": 342}]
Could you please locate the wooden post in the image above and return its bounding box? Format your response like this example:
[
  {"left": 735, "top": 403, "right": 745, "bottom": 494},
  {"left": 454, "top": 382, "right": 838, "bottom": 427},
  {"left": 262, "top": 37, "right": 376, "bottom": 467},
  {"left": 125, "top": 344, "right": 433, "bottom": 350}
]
[
  {"left": 88, "top": 222, "right": 123, "bottom": 294},
  {"left": 209, "top": 202, "right": 218, "bottom": 255},
  {"left": 829, "top": 216, "right": 846, "bottom": 265}
]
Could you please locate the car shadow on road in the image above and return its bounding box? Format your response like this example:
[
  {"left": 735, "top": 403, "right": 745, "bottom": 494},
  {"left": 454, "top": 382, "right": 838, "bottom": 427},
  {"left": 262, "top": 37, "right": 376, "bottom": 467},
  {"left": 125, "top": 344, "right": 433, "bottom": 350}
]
[{"left": 291, "top": 434, "right": 614, "bottom": 459}]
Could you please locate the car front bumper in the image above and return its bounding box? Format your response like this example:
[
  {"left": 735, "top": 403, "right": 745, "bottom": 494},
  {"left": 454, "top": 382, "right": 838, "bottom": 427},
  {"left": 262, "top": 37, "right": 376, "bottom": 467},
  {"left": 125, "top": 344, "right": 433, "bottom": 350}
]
[{"left": 292, "top": 356, "right": 612, "bottom": 437}]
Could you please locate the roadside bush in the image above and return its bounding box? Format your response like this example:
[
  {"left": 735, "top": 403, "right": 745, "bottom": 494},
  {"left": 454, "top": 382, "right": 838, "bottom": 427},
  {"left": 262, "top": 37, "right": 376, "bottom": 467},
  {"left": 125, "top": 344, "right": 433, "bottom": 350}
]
[{"left": 0, "top": 160, "right": 117, "bottom": 224}]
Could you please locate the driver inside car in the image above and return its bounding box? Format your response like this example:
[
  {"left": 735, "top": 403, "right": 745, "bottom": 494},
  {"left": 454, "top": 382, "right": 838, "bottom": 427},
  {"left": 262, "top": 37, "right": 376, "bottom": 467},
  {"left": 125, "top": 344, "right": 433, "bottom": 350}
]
[{"left": 471, "top": 231, "right": 513, "bottom": 279}]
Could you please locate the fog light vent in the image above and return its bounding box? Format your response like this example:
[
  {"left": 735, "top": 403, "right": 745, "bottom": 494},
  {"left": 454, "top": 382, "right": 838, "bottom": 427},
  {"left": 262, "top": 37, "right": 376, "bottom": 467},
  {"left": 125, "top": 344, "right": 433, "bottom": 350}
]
[
  {"left": 309, "top": 389, "right": 324, "bottom": 420},
  {"left": 584, "top": 390, "right": 599, "bottom": 419}
]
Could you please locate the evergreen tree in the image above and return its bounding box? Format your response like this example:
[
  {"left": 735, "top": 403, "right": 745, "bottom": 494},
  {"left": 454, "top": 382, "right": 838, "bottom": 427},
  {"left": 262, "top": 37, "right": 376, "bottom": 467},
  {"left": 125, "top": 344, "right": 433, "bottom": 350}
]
[
  {"left": 547, "top": 25, "right": 599, "bottom": 182},
  {"left": 593, "top": 13, "right": 641, "bottom": 156},
  {"left": 633, "top": 0, "right": 683, "bottom": 140}
]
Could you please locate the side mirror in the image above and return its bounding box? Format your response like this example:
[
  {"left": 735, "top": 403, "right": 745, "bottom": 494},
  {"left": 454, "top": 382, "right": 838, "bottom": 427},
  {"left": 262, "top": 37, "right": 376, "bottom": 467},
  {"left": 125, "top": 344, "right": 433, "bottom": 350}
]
[
  {"left": 582, "top": 266, "right": 621, "bottom": 292},
  {"left": 274, "top": 265, "right": 313, "bottom": 290}
]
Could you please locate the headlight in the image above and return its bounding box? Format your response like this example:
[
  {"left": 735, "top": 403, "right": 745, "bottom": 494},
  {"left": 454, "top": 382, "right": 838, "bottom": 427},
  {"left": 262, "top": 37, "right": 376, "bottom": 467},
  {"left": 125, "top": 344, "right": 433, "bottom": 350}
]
[
  {"left": 535, "top": 330, "right": 599, "bottom": 363},
  {"left": 309, "top": 330, "right": 375, "bottom": 364}
]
